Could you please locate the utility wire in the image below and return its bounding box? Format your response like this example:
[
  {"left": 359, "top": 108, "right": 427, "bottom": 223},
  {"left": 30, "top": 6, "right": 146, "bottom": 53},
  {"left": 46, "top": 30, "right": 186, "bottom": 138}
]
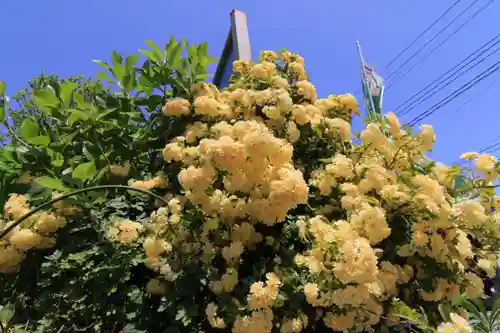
[
  {"left": 397, "top": 40, "right": 500, "bottom": 117},
  {"left": 452, "top": 77, "right": 498, "bottom": 113},
  {"left": 387, "top": 0, "right": 495, "bottom": 90},
  {"left": 406, "top": 58, "right": 500, "bottom": 126},
  {"left": 407, "top": 61, "right": 500, "bottom": 126},
  {"left": 351, "top": 0, "right": 465, "bottom": 97},
  {"left": 384, "top": 0, "right": 464, "bottom": 69},
  {"left": 451, "top": 129, "right": 500, "bottom": 165},
  {"left": 393, "top": 32, "right": 500, "bottom": 114},
  {"left": 386, "top": 0, "right": 481, "bottom": 81}
]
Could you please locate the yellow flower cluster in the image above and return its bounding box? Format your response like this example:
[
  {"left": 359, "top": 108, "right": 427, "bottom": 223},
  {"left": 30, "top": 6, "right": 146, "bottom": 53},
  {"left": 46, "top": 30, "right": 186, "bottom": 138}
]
[
  {"left": 150, "top": 50, "right": 500, "bottom": 332},
  {"left": 4, "top": 48, "right": 500, "bottom": 333},
  {"left": 0, "top": 193, "right": 73, "bottom": 273},
  {"left": 437, "top": 313, "right": 471, "bottom": 333}
]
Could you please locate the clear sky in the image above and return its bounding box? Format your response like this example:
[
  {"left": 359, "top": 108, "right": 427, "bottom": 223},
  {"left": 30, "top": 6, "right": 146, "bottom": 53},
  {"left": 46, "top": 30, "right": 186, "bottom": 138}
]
[{"left": 1, "top": 0, "right": 498, "bottom": 165}]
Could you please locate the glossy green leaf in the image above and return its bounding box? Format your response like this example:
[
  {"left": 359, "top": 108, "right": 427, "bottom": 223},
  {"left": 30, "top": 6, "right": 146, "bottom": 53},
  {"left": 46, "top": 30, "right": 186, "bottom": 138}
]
[
  {"left": 169, "top": 43, "right": 183, "bottom": 68},
  {"left": 165, "top": 36, "right": 177, "bottom": 54},
  {"left": 96, "top": 71, "right": 114, "bottom": 83},
  {"left": 72, "top": 161, "right": 96, "bottom": 181},
  {"left": 35, "top": 176, "right": 70, "bottom": 192},
  {"left": 139, "top": 49, "right": 158, "bottom": 63},
  {"left": 197, "top": 41, "right": 208, "bottom": 58},
  {"left": 145, "top": 40, "right": 164, "bottom": 62},
  {"left": 26, "top": 135, "right": 50, "bottom": 146},
  {"left": 126, "top": 54, "right": 140, "bottom": 68},
  {"left": 111, "top": 51, "right": 123, "bottom": 67},
  {"left": 92, "top": 59, "right": 111, "bottom": 71},
  {"left": 112, "top": 64, "right": 126, "bottom": 84},
  {"left": 67, "top": 108, "right": 90, "bottom": 126},
  {"left": 59, "top": 81, "right": 78, "bottom": 108},
  {"left": 73, "top": 91, "right": 86, "bottom": 107},
  {"left": 19, "top": 119, "right": 39, "bottom": 139},
  {"left": 0, "top": 80, "right": 6, "bottom": 95},
  {"left": 96, "top": 108, "right": 117, "bottom": 121},
  {"left": 52, "top": 158, "right": 64, "bottom": 167},
  {"left": 195, "top": 73, "right": 210, "bottom": 80},
  {"left": 0, "top": 303, "right": 15, "bottom": 324},
  {"left": 187, "top": 44, "right": 197, "bottom": 60},
  {"left": 33, "top": 87, "right": 59, "bottom": 113}
]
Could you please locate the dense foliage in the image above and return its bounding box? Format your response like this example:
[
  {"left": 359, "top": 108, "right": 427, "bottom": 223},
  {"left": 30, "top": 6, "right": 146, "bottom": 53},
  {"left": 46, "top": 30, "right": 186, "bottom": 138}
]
[{"left": 0, "top": 39, "right": 499, "bottom": 333}]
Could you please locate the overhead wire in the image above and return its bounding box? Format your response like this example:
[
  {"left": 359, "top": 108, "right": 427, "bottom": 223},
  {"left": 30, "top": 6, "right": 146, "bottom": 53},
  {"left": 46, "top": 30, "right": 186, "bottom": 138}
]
[
  {"left": 387, "top": 0, "right": 496, "bottom": 90},
  {"left": 351, "top": 0, "right": 465, "bottom": 97},
  {"left": 384, "top": 0, "right": 464, "bottom": 69},
  {"left": 385, "top": 0, "right": 481, "bottom": 82},
  {"left": 393, "top": 32, "right": 500, "bottom": 115},
  {"left": 396, "top": 39, "right": 500, "bottom": 117},
  {"left": 452, "top": 77, "right": 499, "bottom": 113},
  {"left": 405, "top": 58, "right": 500, "bottom": 127}
]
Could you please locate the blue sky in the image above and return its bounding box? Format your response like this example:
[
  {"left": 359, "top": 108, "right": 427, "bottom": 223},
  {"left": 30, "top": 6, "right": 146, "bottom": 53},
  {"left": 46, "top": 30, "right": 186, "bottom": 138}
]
[{"left": 1, "top": 0, "right": 498, "bottom": 165}]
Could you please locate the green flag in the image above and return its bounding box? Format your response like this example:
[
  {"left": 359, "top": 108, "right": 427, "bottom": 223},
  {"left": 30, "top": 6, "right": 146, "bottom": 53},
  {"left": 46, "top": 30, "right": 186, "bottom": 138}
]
[
  {"left": 356, "top": 41, "right": 385, "bottom": 120},
  {"left": 362, "top": 64, "right": 385, "bottom": 115}
]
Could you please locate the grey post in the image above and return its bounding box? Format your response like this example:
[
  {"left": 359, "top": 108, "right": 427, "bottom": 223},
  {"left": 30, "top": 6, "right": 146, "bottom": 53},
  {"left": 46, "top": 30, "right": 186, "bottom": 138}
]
[{"left": 213, "top": 9, "right": 252, "bottom": 89}]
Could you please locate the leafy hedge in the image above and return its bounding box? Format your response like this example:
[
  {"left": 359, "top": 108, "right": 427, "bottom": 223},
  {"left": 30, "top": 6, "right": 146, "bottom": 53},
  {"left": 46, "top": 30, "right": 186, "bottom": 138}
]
[{"left": 0, "top": 39, "right": 499, "bottom": 333}]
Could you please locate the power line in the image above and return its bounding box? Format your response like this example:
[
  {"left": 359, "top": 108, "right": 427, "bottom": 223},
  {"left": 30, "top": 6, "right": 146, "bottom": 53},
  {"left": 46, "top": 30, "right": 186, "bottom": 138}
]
[
  {"left": 386, "top": 0, "right": 481, "bottom": 81},
  {"left": 451, "top": 125, "right": 500, "bottom": 165},
  {"left": 452, "top": 77, "right": 498, "bottom": 113},
  {"left": 407, "top": 61, "right": 500, "bottom": 126},
  {"left": 387, "top": 0, "right": 495, "bottom": 90},
  {"left": 351, "top": 0, "right": 465, "bottom": 97},
  {"left": 406, "top": 58, "right": 500, "bottom": 126},
  {"left": 393, "top": 32, "right": 500, "bottom": 114},
  {"left": 397, "top": 40, "right": 500, "bottom": 117},
  {"left": 384, "top": 0, "right": 464, "bottom": 70}
]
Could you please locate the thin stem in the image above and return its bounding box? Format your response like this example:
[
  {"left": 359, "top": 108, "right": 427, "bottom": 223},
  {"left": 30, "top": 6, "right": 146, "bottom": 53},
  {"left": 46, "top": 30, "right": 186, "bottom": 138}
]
[
  {"left": 92, "top": 129, "right": 111, "bottom": 167},
  {"left": 3, "top": 121, "right": 30, "bottom": 149},
  {"left": 0, "top": 185, "right": 168, "bottom": 240},
  {"left": 456, "top": 184, "right": 500, "bottom": 194}
]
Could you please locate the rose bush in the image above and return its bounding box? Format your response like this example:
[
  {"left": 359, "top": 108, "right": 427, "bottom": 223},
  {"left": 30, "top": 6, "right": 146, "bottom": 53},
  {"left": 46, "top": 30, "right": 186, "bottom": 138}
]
[{"left": 0, "top": 40, "right": 499, "bottom": 333}]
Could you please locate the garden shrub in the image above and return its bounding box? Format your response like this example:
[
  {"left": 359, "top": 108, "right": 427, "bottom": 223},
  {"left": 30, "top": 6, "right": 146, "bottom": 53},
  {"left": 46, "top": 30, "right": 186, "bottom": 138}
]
[{"left": 0, "top": 40, "right": 499, "bottom": 333}]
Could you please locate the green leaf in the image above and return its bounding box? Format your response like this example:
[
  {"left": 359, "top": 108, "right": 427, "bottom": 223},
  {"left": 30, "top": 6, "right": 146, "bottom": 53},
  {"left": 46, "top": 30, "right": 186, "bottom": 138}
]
[
  {"left": 0, "top": 303, "right": 15, "bottom": 324},
  {"left": 73, "top": 91, "right": 86, "bottom": 107},
  {"left": 438, "top": 303, "right": 451, "bottom": 322},
  {"left": 195, "top": 73, "right": 211, "bottom": 80},
  {"left": 112, "top": 64, "right": 126, "bottom": 84},
  {"left": 92, "top": 59, "right": 111, "bottom": 71},
  {"left": 59, "top": 81, "right": 78, "bottom": 108},
  {"left": 123, "top": 324, "right": 146, "bottom": 333},
  {"left": 187, "top": 44, "right": 197, "bottom": 61},
  {"left": 96, "top": 108, "right": 117, "bottom": 121},
  {"left": 72, "top": 161, "right": 96, "bottom": 181},
  {"left": 126, "top": 54, "right": 140, "bottom": 68},
  {"left": 26, "top": 135, "right": 50, "bottom": 146},
  {"left": 139, "top": 49, "right": 158, "bottom": 63},
  {"left": 169, "top": 43, "right": 183, "bottom": 68},
  {"left": 33, "top": 87, "right": 59, "bottom": 112},
  {"left": 96, "top": 71, "right": 115, "bottom": 83},
  {"left": 197, "top": 41, "right": 208, "bottom": 58},
  {"left": 175, "top": 308, "right": 186, "bottom": 321},
  {"left": 19, "top": 119, "right": 39, "bottom": 139},
  {"left": 52, "top": 158, "right": 64, "bottom": 167},
  {"left": 35, "top": 176, "right": 70, "bottom": 192},
  {"left": 145, "top": 40, "right": 164, "bottom": 62},
  {"left": 111, "top": 51, "right": 123, "bottom": 67},
  {"left": 67, "top": 108, "right": 90, "bottom": 126},
  {"left": 0, "top": 80, "right": 6, "bottom": 95},
  {"left": 165, "top": 36, "right": 177, "bottom": 55}
]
